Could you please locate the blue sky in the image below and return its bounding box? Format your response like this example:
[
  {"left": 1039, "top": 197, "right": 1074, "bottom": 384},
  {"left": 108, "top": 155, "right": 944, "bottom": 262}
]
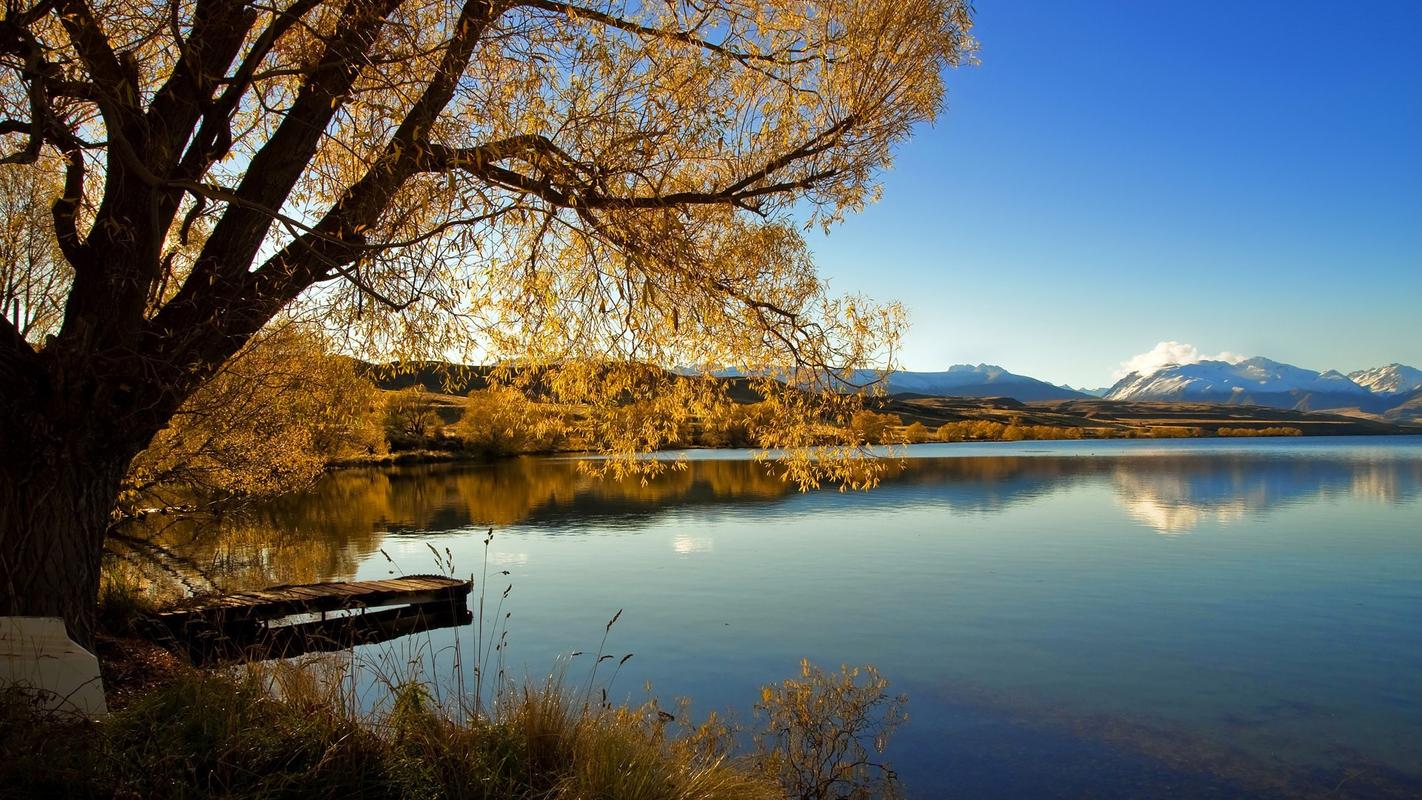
[{"left": 808, "top": 0, "right": 1422, "bottom": 388}]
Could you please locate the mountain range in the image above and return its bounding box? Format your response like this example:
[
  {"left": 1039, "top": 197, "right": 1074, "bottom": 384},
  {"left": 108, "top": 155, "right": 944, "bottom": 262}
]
[
  {"left": 873, "top": 360, "right": 1422, "bottom": 423},
  {"left": 1104, "top": 358, "right": 1421, "bottom": 418},
  {"left": 872, "top": 364, "right": 1090, "bottom": 402}
]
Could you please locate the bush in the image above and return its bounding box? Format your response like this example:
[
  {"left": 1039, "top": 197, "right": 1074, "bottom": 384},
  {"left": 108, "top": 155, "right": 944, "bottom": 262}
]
[
  {"left": 934, "top": 420, "right": 1086, "bottom": 442},
  {"left": 752, "top": 660, "right": 907, "bottom": 800},
  {"left": 848, "top": 410, "right": 899, "bottom": 444},
  {"left": 696, "top": 402, "right": 777, "bottom": 448},
  {"left": 1141, "top": 426, "right": 1201, "bottom": 439},
  {"left": 455, "top": 386, "right": 539, "bottom": 456}
]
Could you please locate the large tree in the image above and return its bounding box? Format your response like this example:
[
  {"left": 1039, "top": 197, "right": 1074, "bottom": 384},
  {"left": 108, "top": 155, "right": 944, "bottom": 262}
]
[{"left": 0, "top": 0, "right": 973, "bottom": 641}]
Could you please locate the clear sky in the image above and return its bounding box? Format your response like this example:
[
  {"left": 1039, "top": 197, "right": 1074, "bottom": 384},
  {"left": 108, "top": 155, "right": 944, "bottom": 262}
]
[{"left": 808, "top": 0, "right": 1422, "bottom": 389}]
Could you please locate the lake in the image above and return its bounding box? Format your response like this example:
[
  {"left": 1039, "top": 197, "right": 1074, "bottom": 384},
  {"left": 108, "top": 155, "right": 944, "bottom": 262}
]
[{"left": 154, "top": 436, "right": 1422, "bottom": 798}]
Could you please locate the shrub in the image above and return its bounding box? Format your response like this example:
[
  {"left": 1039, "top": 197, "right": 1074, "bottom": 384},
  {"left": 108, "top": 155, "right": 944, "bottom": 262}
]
[
  {"left": 697, "top": 402, "right": 777, "bottom": 448},
  {"left": 455, "top": 386, "right": 539, "bottom": 456},
  {"left": 752, "top": 660, "right": 907, "bottom": 800},
  {"left": 849, "top": 410, "right": 899, "bottom": 445}
]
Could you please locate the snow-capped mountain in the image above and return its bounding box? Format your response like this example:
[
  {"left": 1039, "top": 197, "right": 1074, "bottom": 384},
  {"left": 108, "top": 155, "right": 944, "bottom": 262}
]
[
  {"left": 1109, "top": 357, "right": 1368, "bottom": 398},
  {"left": 1104, "top": 357, "right": 1406, "bottom": 412},
  {"left": 713, "top": 364, "right": 1088, "bottom": 401},
  {"left": 1348, "top": 363, "right": 1422, "bottom": 395},
  {"left": 717, "top": 358, "right": 1422, "bottom": 411},
  {"left": 875, "top": 364, "right": 1090, "bottom": 402}
]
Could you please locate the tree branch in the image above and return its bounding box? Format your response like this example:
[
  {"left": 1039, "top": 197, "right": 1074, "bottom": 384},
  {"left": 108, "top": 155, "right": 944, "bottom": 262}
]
[
  {"left": 52, "top": 0, "right": 136, "bottom": 114},
  {"left": 51, "top": 142, "right": 88, "bottom": 266},
  {"left": 145, "top": 0, "right": 258, "bottom": 182},
  {"left": 178, "top": 0, "right": 406, "bottom": 289},
  {"left": 172, "top": 0, "right": 325, "bottom": 184},
  {"left": 516, "top": 0, "right": 822, "bottom": 67}
]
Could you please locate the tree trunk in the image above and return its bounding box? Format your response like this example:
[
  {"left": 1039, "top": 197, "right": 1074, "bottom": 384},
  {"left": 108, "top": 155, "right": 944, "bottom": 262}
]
[{"left": 0, "top": 431, "right": 131, "bottom": 648}]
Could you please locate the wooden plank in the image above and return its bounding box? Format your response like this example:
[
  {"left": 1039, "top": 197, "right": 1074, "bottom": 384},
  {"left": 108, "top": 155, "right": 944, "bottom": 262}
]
[
  {"left": 178, "top": 605, "right": 474, "bottom": 666},
  {"left": 158, "top": 576, "right": 473, "bottom": 628}
]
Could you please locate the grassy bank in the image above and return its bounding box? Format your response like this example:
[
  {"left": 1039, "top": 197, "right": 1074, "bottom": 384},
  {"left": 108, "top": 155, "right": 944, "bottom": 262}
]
[
  {"left": 7, "top": 596, "right": 904, "bottom": 800},
  {"left": 1, "top": 666, "right": 785, "bottom": 800}
]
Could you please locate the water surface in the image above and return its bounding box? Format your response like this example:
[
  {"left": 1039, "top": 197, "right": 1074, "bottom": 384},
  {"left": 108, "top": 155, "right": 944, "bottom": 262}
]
[{"left": 158, "top": 437, "right": 1422, "bottom": 798}]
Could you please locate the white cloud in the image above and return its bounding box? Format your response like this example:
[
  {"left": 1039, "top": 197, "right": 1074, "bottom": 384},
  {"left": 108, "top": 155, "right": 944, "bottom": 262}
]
[{"left": 1114, "top": 341, "right": 1247, "bottom": 380}]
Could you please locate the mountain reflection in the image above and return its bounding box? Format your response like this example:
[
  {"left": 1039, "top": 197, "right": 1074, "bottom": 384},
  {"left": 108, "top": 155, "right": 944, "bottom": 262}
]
[
  {"left": 139, "top": 446, "right": 1422, "bottom": 587},
  {"left": 1108, "top": 454, "right": 1422, "bottom": 533}
]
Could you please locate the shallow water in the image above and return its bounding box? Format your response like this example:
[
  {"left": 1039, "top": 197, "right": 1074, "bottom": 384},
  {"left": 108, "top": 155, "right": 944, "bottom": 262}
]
[{"left": 161, "top": 437, "right": 1422, "bottom": 798}]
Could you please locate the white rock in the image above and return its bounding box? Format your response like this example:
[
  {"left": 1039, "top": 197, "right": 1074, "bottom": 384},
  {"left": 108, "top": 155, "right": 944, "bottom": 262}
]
[{"left": 0, "top": 616, "right": 108, "bottom": 717}]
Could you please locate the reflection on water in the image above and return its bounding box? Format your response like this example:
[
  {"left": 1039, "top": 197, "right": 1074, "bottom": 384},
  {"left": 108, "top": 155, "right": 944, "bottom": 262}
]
[
  {"left": 1104, "top": 453, "right": 1422, "bottom": 533},
  {"left": 147, "top": 442, "right": 1422, "bottom": 572},
  {"left": 138, "top": 437, "right": 1422, "bottom": 798}
]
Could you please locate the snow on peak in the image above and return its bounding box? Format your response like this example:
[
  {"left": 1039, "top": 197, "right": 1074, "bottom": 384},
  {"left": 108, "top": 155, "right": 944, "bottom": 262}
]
[
  {"left": 1348, "top": 363, "right": 1422, "bottom": 395},
  {"left": 1106, "top": 357, "right": 1371, "bottom": 401}
]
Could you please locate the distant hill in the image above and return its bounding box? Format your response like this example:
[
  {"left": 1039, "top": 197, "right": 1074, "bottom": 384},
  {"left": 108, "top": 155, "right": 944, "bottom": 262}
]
[
  {"left": 856, "top": 364, "right": 1090, "bottom": 402},
  {"left": 885, "top": 396, "right": 1414, "bottom": 437},
  {"left": 1382, "top": 388, "right": 1422, "bottom": 425},
  {"left": 355, "top": 360, "right": 497, "bottom": 394},
  {"left": 356, "top": 357, "right": 1422, "bottom": 428}
]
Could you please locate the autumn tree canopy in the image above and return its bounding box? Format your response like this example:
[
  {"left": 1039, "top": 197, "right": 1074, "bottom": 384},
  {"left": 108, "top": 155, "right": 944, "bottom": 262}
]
[{"left": 0, "top": 0, "right": 974, "bottom": 639}]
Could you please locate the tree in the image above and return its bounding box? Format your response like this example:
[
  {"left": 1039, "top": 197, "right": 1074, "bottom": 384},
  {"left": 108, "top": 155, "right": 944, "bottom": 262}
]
[
  {"left": 455, "top": 384, "right": 564, "bottom": 455},
  {"left": 0, "top": 0, "right": 974, "bottom": 641},
  {"left": 381, "top": 387, "right": 444, "bottom": 447},
  {"left": 848, "top": 409, "right": 897, "bottom": 445}
]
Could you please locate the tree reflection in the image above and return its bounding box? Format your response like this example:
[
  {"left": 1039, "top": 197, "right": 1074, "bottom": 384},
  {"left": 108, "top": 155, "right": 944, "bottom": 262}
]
[{"left": 132, "top": 448, "right": 1422, "bottom": 588}]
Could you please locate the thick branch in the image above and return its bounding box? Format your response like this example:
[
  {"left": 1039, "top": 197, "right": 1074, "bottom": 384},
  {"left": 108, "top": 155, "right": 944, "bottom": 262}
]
[
  {"left": 52, "top": 0, "right": 135, "bottom": 114},
  {"left": 172, "top": 0, "right": 325, "bottom": 184},
  {"left": 50, "top": 143, "right": 88, "bottom": 265},
  {"left": 418, "top": 116, "right": 849, "bottom": 210},
  {"left": 140, "top": 0, "right": 496, "bottom": 412},
  {"left": 145, "top": 0, "right": 258, "bottom": 194},
  {"left": 237, "top": 0, "right": 500, "bottom": 298},
  {"left": 180, "top": 0, "right": 405, "bottom": 290}
]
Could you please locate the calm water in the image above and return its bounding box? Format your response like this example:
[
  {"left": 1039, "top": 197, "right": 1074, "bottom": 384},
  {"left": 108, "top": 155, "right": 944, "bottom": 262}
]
[{"left": 159, "top": 437, "right": 1422, "bottom": 798}]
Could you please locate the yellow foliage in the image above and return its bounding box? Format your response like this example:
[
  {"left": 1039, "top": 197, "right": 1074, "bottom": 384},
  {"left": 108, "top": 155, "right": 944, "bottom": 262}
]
[
  {"left": 125, "top": 322, "right": 383, "bottom": 507},
  {"left": 901, "top": 421, "right": 931, "bottom": 443},
  {"left": 1142, "top": 426, "right": 1202, "bottom": 439},
  {"left": 934, "top": 420, "right": 1088, "bottom": 442},
  {"left": 455, "top": 386, "right": 573, "bottom": 455},
  {"left": 752, "top": 660, "right": 907, "bottom": 799},
  {"left": 848, "top": 410, "right": 899, "bottom": 445}
]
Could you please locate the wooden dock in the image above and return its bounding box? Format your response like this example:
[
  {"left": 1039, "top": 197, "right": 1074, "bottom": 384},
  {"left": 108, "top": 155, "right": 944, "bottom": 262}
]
[{"left": 154, "top": 575, "right": 473, "bottom": 664}]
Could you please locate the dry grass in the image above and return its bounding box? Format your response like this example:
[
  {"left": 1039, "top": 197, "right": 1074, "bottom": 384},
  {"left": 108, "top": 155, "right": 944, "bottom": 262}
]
[{"left": 0, "top": 664, "right": 783, "bottom": 800}]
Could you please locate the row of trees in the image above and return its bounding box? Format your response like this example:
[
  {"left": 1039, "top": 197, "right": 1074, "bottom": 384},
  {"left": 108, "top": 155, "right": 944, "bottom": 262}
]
[
  {"left": 389, "top": 387, "right": 807, "bottom": 455},
  {"left": 1217, "top": 426, "right": 1303, "bottom": 437}
]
